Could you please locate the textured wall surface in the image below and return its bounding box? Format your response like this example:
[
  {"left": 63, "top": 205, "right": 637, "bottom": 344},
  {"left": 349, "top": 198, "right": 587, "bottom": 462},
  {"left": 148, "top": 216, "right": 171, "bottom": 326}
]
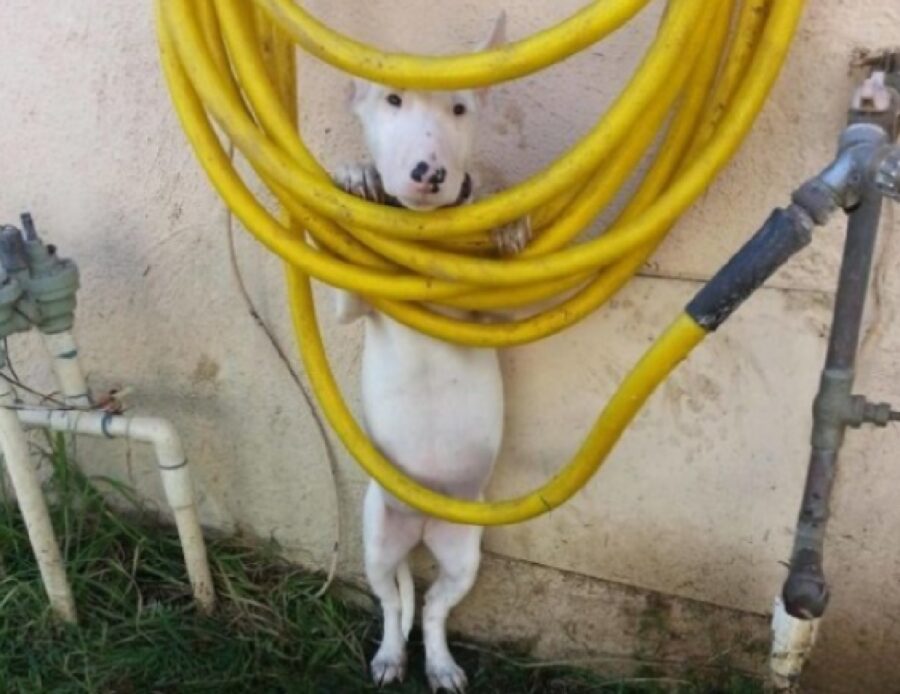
[{"left": 2, "top": 2, "right": 900, "bottom": 691}]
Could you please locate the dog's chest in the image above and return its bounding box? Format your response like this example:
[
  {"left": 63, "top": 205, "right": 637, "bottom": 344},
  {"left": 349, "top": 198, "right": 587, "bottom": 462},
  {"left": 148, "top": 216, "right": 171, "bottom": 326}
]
[{"left": 360, "top": 313, "right": 503, "bottom": 481}]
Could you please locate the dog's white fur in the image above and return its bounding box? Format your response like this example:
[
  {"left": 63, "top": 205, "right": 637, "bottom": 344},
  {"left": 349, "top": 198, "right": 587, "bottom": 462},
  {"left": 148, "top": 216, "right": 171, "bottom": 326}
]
[{"left": 332, "top": 15, "right": 525, "bottom": 692}]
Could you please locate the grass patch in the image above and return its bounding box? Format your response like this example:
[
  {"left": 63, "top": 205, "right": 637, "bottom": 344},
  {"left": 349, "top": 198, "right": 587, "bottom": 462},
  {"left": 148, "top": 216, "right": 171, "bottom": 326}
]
[{"left": 0, "top": 433, "right": 763, "bottom": 693}]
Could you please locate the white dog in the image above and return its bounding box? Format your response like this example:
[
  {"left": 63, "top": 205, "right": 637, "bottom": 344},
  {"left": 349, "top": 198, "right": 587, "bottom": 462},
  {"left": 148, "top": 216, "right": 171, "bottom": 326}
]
[{"left": 332, "top": 15, "right": 529, "bottom": 692}]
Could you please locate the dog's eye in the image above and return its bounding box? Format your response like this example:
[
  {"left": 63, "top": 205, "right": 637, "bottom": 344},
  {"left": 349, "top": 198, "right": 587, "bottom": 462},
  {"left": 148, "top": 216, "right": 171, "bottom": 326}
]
[
  {"left": 453, "top": 103, "right": 467, "bottom": 116},
  {"left": 386, "top": 93, "right": 402, "bottom": 107}
]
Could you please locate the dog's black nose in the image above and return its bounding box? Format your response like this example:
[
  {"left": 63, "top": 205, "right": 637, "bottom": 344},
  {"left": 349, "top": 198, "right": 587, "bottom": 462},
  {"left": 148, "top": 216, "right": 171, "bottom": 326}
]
[
  {"left": 410, "top": 161, "right": 430, "bottom": 182},
  {"left": 428, "top": 167, "right": 446, "bottom": 186}
]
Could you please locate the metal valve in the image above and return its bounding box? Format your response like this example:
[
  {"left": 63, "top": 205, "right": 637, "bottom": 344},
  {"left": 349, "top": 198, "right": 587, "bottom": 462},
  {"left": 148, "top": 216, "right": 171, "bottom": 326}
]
[{"left": 873, "top": 145, "right": 900, "bottom": 201}]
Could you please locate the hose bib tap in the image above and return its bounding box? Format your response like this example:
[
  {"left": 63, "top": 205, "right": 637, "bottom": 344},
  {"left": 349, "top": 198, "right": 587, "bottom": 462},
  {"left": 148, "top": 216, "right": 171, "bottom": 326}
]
[{"left": 768, "top": 66, "right": 900, "bottom": 691}]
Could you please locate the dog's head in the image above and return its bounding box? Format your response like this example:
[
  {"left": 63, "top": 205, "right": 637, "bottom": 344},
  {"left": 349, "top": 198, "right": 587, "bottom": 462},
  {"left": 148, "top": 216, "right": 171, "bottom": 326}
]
[{"left": 347, "top": 14, "right": 506, "bottom": 210}]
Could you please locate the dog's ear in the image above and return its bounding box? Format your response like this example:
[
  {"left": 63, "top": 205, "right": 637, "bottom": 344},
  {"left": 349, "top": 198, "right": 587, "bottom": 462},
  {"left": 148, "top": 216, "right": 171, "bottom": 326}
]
[
  {"left": 477, "top": 11, "right": 507, "bottom": 52},
  {"left": 476, "top": 12, "right": 507, "bottom": 106},
  {"left": 333, "top": 288, "right": 372, "bottom": 324},
  {"left": 346, "top": 78, "right": 373, "bottom": 111}
]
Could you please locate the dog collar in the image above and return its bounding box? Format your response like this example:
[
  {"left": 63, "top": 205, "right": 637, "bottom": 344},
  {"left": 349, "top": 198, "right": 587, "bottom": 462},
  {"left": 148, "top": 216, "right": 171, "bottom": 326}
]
[{"left": 382, "top": 172, "right": 473, "bottom": 209}]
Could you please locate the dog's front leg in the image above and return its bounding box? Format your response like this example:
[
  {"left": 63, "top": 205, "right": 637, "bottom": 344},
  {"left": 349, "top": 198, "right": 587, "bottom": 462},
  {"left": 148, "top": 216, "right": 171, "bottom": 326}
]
[
  {"left": 490, "top": 215, "right": 532, "bottom": 257},
  {"left": 474, "top": 171, "right": 533, "bottom": 257},
  {"left": 331, "top": 162, "right": 384, "bottom": 323},
  {"left": 333, "top": 161, "right": 385, "bottom": 204}
]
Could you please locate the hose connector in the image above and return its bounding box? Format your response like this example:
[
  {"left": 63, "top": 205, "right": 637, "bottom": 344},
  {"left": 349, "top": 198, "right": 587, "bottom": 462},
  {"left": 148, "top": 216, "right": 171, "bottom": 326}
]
[
  {"left": 793, "top": 123, "right": 889, "bottom": 219},
  {"left": 686, "top": 113, "right": 897, "bottom": 335},
  {"left": 685, "top": 205, "right": 814, "bottom": 331}
]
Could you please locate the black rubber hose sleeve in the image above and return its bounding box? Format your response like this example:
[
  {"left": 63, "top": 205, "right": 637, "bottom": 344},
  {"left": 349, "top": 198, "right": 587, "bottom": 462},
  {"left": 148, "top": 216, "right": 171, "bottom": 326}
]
[{"left": 686, "top": 206, "right": 813, "bottom": 331}]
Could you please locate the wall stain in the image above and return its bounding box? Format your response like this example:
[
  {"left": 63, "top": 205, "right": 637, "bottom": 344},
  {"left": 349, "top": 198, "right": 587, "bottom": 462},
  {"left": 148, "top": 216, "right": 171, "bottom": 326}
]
[{"left": 192, "top": 354, "right": 220, "bottom": 384}]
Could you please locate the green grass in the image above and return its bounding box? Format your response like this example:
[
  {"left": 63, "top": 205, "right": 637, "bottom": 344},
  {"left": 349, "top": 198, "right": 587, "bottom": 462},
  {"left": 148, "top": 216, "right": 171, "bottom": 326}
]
[{"left": 0, "top": 434, "right": 763, "bottom": 693}]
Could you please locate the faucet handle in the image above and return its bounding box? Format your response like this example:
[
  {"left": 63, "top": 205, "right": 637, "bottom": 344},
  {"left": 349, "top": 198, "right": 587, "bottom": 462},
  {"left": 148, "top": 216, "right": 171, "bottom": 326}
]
[{"left": 852, "top": 71, "right": 893, "bottom": 113}]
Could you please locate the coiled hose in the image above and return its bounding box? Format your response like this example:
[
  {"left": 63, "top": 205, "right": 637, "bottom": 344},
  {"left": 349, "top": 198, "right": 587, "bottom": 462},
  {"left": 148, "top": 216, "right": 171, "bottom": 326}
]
[{"left": 156, "top": 0, "right": 805, "bottom": 524}]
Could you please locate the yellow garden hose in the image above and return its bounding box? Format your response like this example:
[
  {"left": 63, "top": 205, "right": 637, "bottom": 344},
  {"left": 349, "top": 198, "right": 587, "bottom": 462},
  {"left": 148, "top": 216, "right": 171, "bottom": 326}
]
[
  {"left": 156, "top": 0, "right": 805, "bottom": 524},
  {"left": 252, "top": 0, "right": 653, "bottom": 89}
]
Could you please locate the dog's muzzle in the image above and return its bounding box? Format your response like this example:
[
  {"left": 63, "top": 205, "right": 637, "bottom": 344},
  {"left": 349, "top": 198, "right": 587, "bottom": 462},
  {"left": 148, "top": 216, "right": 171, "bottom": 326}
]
[{"left": 382, "top": 172, "right": 473, "bottom": 209}]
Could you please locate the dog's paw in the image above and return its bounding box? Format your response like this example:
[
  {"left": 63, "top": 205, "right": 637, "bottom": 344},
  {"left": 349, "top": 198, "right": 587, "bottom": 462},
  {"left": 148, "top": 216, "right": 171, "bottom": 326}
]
[
  {"left": 370, "top": 647, "right": 407, "bottom": 687},
  {"left": 333, "top": 162, "right": 385, "bottom": 203},
  {"left": 491, "top": 215, "right": 532, "bottom": 257},
  {"left": 426, "top": 655, "right": 468, "bottom": 693}
]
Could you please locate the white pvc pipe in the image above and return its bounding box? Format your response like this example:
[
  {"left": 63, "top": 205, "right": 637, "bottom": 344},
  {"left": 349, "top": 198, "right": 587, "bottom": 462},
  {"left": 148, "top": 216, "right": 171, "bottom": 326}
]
[
  {"left": 41, "top": 331, "right": 92, "bottom": 407},
  {"left": 17, "top": 407, "right": 216, "bottom": 613},
  {"left": 0, "top": 384, "right": 77, "bottom": 623},
  {"left": 769, "top": 596, "right": 819, "bottom": 691}
]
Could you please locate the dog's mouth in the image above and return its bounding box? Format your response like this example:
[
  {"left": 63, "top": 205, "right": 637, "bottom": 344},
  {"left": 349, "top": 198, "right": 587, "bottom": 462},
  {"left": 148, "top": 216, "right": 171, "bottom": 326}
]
[{"left": 384, "top": 173, "right": 473, "bottom": 210}]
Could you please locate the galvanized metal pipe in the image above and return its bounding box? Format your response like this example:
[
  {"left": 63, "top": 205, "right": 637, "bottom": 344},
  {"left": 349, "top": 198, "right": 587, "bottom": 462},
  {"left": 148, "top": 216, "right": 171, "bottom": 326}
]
[
  {"left": 782, "top": 163, "right": 886, "bottom": 621},
  {"left": 827, "top": 193, "right": 885, "bottom": 371}
]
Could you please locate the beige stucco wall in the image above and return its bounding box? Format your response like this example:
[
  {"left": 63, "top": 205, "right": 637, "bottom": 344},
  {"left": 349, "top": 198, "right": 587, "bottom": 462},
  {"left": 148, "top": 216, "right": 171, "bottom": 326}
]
[{"left": 2, "top": 2, "right": 900, "bottom": 691}]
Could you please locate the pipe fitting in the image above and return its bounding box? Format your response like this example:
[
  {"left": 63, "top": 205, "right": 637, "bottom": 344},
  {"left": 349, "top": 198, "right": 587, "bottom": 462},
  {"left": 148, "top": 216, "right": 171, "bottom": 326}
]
[
  {"left": 811, "top": 368, "right": 854, "bottom": 449},
  {"left": 797, "top": 69, "right": 900, "bottom": 218},
  {"left": 810, "top": 368, "right": 894, "bottom": 434},
  {"left": 15, "top": 407, "right": 215, "bottom": 613},
  {"left": 783, "top": 547, "right": 829, "bottom": 619},
  {"left": 19, "top": 217, "right": 80, "bottom": 335},
  {"left": 0, "top": 267, "right": 27, "bottom": 341},
  {"left": 873, "top": 144, "right": 900, "bottom": 201},
  {"left": 770, "top": 596, "right": 820, "bottom": 690},
  {"left": 845, "top": 396, "right": 893, "bottom": 428},
  {"left": 794, "top": 124, "right": 889, "bottom": 218},
  {"left": 0, "top": 216, "right": 81, "bottom": 335},
  {"left": 24, "top": 248, "right": 79, "bottom": 335}
]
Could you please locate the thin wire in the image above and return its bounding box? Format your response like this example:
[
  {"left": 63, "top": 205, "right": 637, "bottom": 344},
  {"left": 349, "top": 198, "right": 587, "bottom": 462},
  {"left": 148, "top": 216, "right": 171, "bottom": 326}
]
[
  {"left": 0, "top": 372, "right": 72, "bottom": 410},
  {"left": 224, "top": 143, "right": 342, "bottom": 597}
]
